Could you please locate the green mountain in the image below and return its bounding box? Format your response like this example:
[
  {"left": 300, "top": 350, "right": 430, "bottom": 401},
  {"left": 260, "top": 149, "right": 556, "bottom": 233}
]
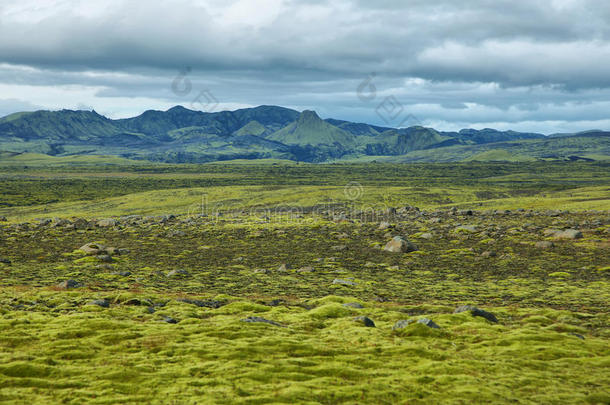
[
  {"left": 1, "top": 105, "right": 609, "bottom": 163},
  {"left": 267, "top": 110, "right": 356, "bottom": 147}
]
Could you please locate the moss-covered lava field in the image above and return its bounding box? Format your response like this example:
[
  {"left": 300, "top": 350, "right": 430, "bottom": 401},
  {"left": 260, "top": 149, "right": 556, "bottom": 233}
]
[{"left": 0, "top": 161, "right": 608, "bottom": 403}]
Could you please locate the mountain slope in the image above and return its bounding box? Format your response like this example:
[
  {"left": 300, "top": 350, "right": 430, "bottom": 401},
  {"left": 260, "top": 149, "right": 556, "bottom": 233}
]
[
  {"left": 1, "top": 105, "right": 609, "bottom": 163},
  {"left": 267, "top": 110, "right": 356, "bottom": 147}
]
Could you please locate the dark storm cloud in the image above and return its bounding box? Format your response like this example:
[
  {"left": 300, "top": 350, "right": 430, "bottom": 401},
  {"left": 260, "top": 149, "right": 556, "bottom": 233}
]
[{"left": 0, "top": 0, "right": 609, "bottom": 132}]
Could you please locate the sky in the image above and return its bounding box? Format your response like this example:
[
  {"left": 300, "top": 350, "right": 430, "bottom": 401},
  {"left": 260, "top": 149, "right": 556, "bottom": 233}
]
[{"left": 0, "top": 0, "right": 609, "bottom": 134}]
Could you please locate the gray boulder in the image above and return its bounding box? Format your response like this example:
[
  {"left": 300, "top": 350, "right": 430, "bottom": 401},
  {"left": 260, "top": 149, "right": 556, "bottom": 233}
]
[
  {"left": 354, "top": 316, "right": 375, "bottom": 327},
  {"left": 554, "top": 229, "right": 583, "bottom": 239},
  {"left": 167, "top": 269, "right": 190, "bottom": 278},
  {"left": 57, "top": 279, "right": 80, "bottom": 289},
  {"left": 383, "top": 236, "right": 418, "bottom": 253},
  {"left": 88, "top": 299, "right": 109, "bottom": 308},
  {"left": 240, "top": 316, "right": 284, "bottom": 327},
  {"left": 454, "top": 305, "right": 498, "bottom": 323},
  {"left": 333, "top": 278, "right": 357, "bottom": 286},
  {"left": 417, "top": 318, "right": 440, "bottom": 329}
]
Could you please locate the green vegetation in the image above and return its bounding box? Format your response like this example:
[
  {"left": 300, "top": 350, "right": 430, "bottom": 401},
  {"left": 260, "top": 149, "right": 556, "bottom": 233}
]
[
  {"left": 1, "top": 106, "right": 609, "bottom": 162},
  {"left": 0, "top": 161, "right": 608, "bottom": 403}
]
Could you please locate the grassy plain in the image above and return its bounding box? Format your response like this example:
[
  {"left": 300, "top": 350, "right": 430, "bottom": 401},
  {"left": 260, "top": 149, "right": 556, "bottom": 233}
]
[{"left": 0, "top": 158, "right": 608, "bottom": 403}]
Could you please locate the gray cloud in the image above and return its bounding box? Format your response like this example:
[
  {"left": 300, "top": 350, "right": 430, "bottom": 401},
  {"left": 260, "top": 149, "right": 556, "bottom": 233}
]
[{"left": 0, "top": 0, "right": 609, "bottom": 133}]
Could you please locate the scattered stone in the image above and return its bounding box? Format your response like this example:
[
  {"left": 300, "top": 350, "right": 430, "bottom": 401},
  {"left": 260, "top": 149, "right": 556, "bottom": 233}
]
[
  {"left": 111, "top": 271, "right": 131, "bottom": 277},
  {"left": 0, "top": 257, "right": 11, "bottom": 264},
  {"left": 267, "top": 299, "right": 285, "bottom": 307},
  {"left": 105, "top": 247, "right": 120, "bottom": 255},
  {"left": 57, "top": 279, "right": 80, "bottom": 289},
  {"left": 79, "top": 242, "right": 107, "bottom": 255},
  {"left": 392, "top": 319, "right": 413, "bottom": 330},
  {"left": 240, "top": 316, "right": 284, "bottom": 327},
  {"left": 124, "top": 298, "right": 143, "bottom": 306},
  {"left": 38, "top": 218, "right": 52, "bottom": 226},
  {"left": 331, "top": 245, "right": 348, "bottom": 251},
  {"left": 353, "top": 316, "right": 375, "bottom": 327},
  {"left": 88, "top": 299, "right": 109, "bottom": 308},
  {"left": 96, "top": 254, "right": 114, "bottom": 263},
  {"left": 383, "top": 236, "right": 418, "bottom": 253},
  {"left": 332, "top": 278, "right": 357, "bottom": 286},
  {"left": 97, "top": 218, "right": 117, "bottom": 227},
  {"left": 378, "top": 221, "right": 392, "bottom": 230},
  {"left": 343, "top": 302, "right": 364, "bottom": 309},
  {"left": 253, "top": 268, "right": 270, "bottom": 274},
  {"left": 543, "top": 229, "right": 561, "bottom": 237},
  {"left": 297, "top": 266, "right": 315, "bottom": 273},
  {"left": 393, "top": 318, "right": 440, "bottom": 329},
  {"left": 417, "top": 318, "right": 440, "bottom": 329},
  {"left": 95, "top": 264, "right": 114, "bottom": 270},
  {"left": 277, "top": 263, "right": 291, "bottom": 272},
  {"left": 419, "top": 232, "right": 433, "bottom": 240},
  {"left": 161, "top": 316, "right": 178, "bottom": 324},
  {"left": 535, "top": 241, "right": 554, "bottom": 249},
  {"left": 455, "top": 225, "right": 478, "bottom": 232},
  {"left": 0, "top": 216, "right": 7, "bottom": 221},
  {"left": 176, "top": 298, "right": 224, "bottom": 308},
  {"left": 569, "top": 332, "right": 585, "bottom": 340},
  {"left": 167, "top": 269, "right": 190, "bottom": 278},
  {"left": 480, "top": 251, "right": 497, "bottom": 258},
  {"left": 52, "top": 218, "right": 72, "bottom": 228},
  {"left": 454, "top": 305, "right": 498, "bottom": 323},
  {"left": 554, "top": 229, "right": 583, "bottom": 239}
]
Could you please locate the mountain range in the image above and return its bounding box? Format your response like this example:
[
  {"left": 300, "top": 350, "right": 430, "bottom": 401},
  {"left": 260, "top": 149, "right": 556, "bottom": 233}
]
[{"left": 1, "top": 105, "right": 609, "bottom": 163}]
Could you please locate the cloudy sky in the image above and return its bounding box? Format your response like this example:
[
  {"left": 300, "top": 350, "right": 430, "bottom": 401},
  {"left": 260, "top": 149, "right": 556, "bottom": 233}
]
[{"left": 0, "top": 0, "right": 609, "bottom": 133}]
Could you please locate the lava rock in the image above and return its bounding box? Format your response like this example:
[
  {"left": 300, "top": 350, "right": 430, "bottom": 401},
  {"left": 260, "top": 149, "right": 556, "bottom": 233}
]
[
  {"left": 455, "top": 225, "right": 478, "bottom": 232},
  {"left": 378, "top": 221, "right": 392, "bottom": 230},
  {"left": 554, "top": 229, "right": 583, "bottom": 239},
  {"left": 332, "top": 278, "right": 357, "bottom": 286},
  {"left": 535, "top": 241, "right": 554, "bottom": 249},
  {"left": 392, "top": 319, "right": 413, "bottom": 330},
  {"left": 417, "top": 318, "right": 440, "bottom": 329},
  {"left": 88, "top": 299, "right": 109, "bottom": 308},
  {"left": 353, "top": 316, "right": 375, "bottom": 327},
  {"left": 176, "top": 298, "right": 224, "bottom": 308},
  {"left": 57, "top": 279, "right": 80, "bottom": 289},
  {"left": 79, "top": 242, "right": 107, "bottom": 256},
  {"left": 96, "top": 254, "right": 114, "bottom": 263},
  {"left": 97, "top": 218, "right": 117, "bottom": 227},
  {"left": 277, "top": 263, "right": 291, "bottom": 272},
  {"left": 383, "top": 236, "right": 418, "bottom": 253},
  {"left": 343, "top": 302, "right": 364, "bottom": 309},
  {"left": 454, "top": 305, "right": 498, "bottom": 323},
  {"left": 240, "top": 316, "right": 284, "bottom": 327},
  {"left": 167, "top": 269, "right": 190, "bottom": 278}
]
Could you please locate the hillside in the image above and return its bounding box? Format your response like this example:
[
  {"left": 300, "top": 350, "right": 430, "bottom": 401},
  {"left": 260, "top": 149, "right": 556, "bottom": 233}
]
[{"left": 1, "top": 105, "right": 609, "bottom": 162}]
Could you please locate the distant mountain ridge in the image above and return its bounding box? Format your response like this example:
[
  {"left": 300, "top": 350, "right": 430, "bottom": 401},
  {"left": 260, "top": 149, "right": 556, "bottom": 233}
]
[{"left": 1, "top": 105, "right": 608, "bottom": 163}]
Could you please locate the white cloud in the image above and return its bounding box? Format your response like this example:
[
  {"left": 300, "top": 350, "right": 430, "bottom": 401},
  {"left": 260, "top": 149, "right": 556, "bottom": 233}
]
[{"left": 0, "top": 0, "right": 609, "bottom": 132}]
